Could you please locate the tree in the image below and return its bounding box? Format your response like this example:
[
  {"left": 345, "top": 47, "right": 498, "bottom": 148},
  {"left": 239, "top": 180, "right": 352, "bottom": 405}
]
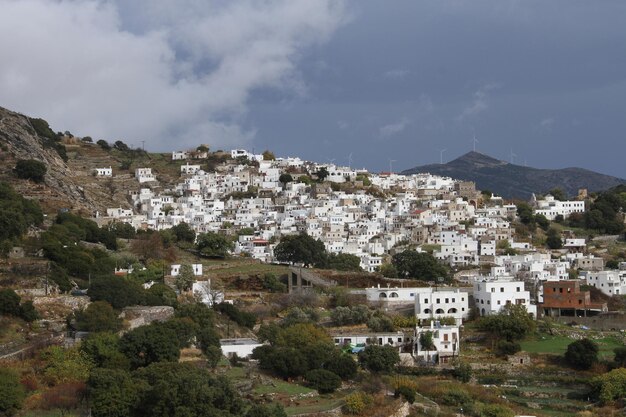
[
  {"left": 73, "top": 301, "right": 123, "bottom": 333},
  {"left": 478, "top": 304, "right": 535, "bottom": 342},
  {"left": 419, "top": 331, "right": 436, "bottom": 351},
  {"left": 40, "top": 346, "right": 92, "bottom": 385},
  {"left": 196, "top": 232, "right": 233, "bottom": 258},
  {"left": 305, "top": 369, "right": 341, "bottom": 393},
  {"left": 315, "top": 167, "right": 329, "bottom": 182},
  {"left": 113, "top": 140, "right": 129, "bottom": 151},
  {"left": 119, "top": 323, "right": 180, "bottom": 369},
  {"left": 80, "top": 332, "right": 129, "bottom": 369},
  {"left": 325, "top": 354, "right": 358, "bottom": 380},
  {"left": 328, "top": 253, "right": 362, "bottom": 272},
  {"left": 391, "top": 250, "right": 448, "bottom": 280},
  {"left": 592, "top": 367, "right": 626, "bottom": 405},
  {"left": 89, "top": 276, "right": 145, "bottom": 309},
  {"left": 175, "top": 264, "right": 195, "bottom": 292},
  {"left": 549, "top": 188, "right": 567, "bottom": 201},
  {"left": 245, "top": 404, "right": 288, "bottom": 417},
  {"left": 358, "top": 345, "right": 400, "bottom": 373},
  {"left": 565, "top": 338, "right": 598, "bottom": 370},
  {"left": 614, "top": 346, "right": 626, "bottom": 367},
  {"left": 273, "top": 232, "right": 328, "bottom": 267},
  {"left": 14, "top": 159, "right": 47, "bottom": 182},
  {"left": 171, "top": 222, "right": 195, "bottom": 243},
  {"left": 196, "top": 144, "right": 209, "bottom": 152},
  {"left": 145, "top": 284, "right": 178, "bottom": 307},
  {"left": 378, "top": 263, "right": 398, "bottom": 278},
  {"left": 0, "top": 368, "right": 25, "bottom": 417},
  {"left": 87, "top": 368, "right": 137, "bottom": 417},
  {"left": 279, "top": 173, "right": 293, "bottom": 185},
  {"left": 133, "top": 362, "right": 243, "bottom": 417},
  {"left": 96, "top": 140, "right": 111, "bottom": 150},
  {"left": 262, "top": 150, "right": 276, "bottom": 160},
  {"left": 545, "top": 228, "right": 563, "bottom": 249},
  {"left": 19, "top": 301, "right": 39, "bottom": 322},
  {"left": 516, "top": 202, "right": 535, "bottom": 226},
  {"left": 0, "top": 289, "right": 21, "bottom": 316},
  {"left": 534, "top": 214, "right": 550, "bottom": 231}
]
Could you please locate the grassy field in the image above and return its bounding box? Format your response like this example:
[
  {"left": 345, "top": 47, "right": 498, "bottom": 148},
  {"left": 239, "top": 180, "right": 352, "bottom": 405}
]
[
  {"left": 254, "top": 378, "right": 315, "bottom": 396},
  {"left": 521, "top": 334, "right": 623, "bottom": 359}
]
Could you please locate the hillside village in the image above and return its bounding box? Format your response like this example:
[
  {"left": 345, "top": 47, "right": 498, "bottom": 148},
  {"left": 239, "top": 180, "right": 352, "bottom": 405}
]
[{"left": 2, "top": 118, "right": 626, "bottom": 417}]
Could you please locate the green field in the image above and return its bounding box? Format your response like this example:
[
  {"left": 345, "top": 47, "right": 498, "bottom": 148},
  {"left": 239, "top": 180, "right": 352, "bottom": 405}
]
[
  {"left": 521, "top": 335, "right": 623, "bottom": 359},
  {"left": 254, "top": 378, "right": 315, "bottom": 396}
]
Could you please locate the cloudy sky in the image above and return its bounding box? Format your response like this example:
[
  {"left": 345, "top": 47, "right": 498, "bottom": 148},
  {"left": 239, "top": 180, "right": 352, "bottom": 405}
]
[{"left": 1, "top": 0, "right": 625, "bottom": 178}]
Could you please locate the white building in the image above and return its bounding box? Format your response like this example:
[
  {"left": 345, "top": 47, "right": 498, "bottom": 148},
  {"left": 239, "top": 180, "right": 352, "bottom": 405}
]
[
  {"left": 533, "top": 195, "right": 585, "bottom": 220},
  {"left": 181, "top": 163, "right": 202, "bottom": 175},
  {"left": 95, "top": 167, "right": 112, "bottom": 177},
  {"left": 413, "top": 321, "right": 460, "bottom": 364},
  {"left": 331, "top": 331, "right": 410, "bottom": 353},
  {"left": 414, "top": 288, "right": 469, "bottom": 325},
  {"left": 171, "top": 263, "right": 203, "bottom": 276},
  {"left": 473, "top": 279, "right": 536, "bottom": 317},
  {"left": 583, "top": 270, "right": 626, "bottom": 296},
  {"left": 135, "top": 168, "right": 156, "bottom": 183},
  {"left": 365, "top": 286, "right": 423, "bottom": 303},
  {"left": 220, "top": 338, "right": 263, "bottom": 358},
  {"left": 172, "top": 151, "right": 188, "bottom": 160}
]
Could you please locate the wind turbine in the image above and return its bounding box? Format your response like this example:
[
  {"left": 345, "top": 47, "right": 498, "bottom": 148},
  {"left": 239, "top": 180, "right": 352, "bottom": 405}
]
[
  {"left": 439, "top": 149, "right": 447, "bottom": 164},
  {"left": 347, "top": 153, "right": 353, "bottom": 169},
  {"left": 472, "top": 133, "right": 479, "bottom": 152},
  {"left": 509, "top": 148, "right": 517, "bottom": 164},
  {"left": 388, "top": 159, "right": 396, "bottom": 174}
]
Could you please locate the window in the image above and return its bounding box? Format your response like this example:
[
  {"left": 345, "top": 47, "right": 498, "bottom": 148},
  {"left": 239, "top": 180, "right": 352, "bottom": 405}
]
[
  {"left": 500, "top": 287, "right": 504, "bottom": 292},
  {"left": 516, "top": 287, "right": 520, "bottom": 292},
  {"left": 334, "top": 338, "right": 340, "bottom": 343},
  {"left": 452, "top": 298, "right": 456, "bottom": 302},
  {"left": 497, "top": 300, "right": 501, "bottom": 305},
  {"left": 445, "top": 298, "right": 449, "bottom": 303},
  {"left": 491, "top": 288, "right": 495, "bottom": 293},
  {"left": 436, "top": 298, "right": 440, "bottom": 303},
  {"left": 559, "top": 288, "right": 563, "bottom": 293},
  {"left": 424, "top": 299, "right": 428, "bottom": 304}
]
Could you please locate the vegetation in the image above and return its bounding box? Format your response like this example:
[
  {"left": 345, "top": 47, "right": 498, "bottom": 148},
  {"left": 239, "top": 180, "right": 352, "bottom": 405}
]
[
  {"left": 0, "top": 289, "right": 40, "bottom": 322},
  {"left": 14, "top": 159, "right": 47, "bottom": 182},
  {"left": 273, "top": 232, "right": 327, "bottom": 267},
  {"left": 564, "top": 338, "right": 599, "bottom": 370},
  {"left": 391, "top": 249, "right": 449, "bottom": 280},
  {"left": 196, "top": 232, "right": 234, "bottom": 258},
  {"left": 71, "top": 301, "right": 123, "bottom": 333},
  {"left": 0, "top": 182, "right": 43, "bottom": 255},
  {"left": 358, "top": 345, "right": 400, "bottom": 373},
  {"left": 0, "top": 368, "right": 25, "bottom": 416}
]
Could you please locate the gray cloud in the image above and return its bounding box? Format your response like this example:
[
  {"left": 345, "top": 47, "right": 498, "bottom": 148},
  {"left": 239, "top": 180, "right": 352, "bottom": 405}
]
[
  {"left": 0, "top": 0, "right": 348, "bottom": 150},
  {"left": 379, "top": 118, "right": 411, "bottom": 138}
]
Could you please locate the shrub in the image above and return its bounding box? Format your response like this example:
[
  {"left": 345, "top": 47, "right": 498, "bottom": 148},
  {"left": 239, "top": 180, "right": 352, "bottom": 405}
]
[
  {"left": 496, "top": 340, "right": 521, "bottom": 356},
  {"left": 305, "top": 369, "right": 341, "bottom": 394},
  {"left": 565, "top": 338, "right": 598, "bottom": 370},
  {"left": 14, "top": 159, "right": 47, "bottom": 182},
  {"left": 0, "top": 368, "right": 25, "bottom": 416},
  {"left": 394, "top": 385, "right": 416, "bottom": 404},
  {"left": 358, "top": 345, "right": 400, "bottom": 373},
  {"left": 343, "top": 391, "right": 372, "bottom": 415}
]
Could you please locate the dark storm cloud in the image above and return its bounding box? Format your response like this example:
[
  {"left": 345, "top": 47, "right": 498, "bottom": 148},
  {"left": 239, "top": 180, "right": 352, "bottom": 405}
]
[{"left": 1, "top": 0, "right": 625, "bottom": 177}]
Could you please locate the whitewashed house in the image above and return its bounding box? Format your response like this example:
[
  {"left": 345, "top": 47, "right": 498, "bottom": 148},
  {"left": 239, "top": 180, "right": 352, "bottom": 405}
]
[
  {"left": 170, "top": 263, "right": 203, "bottom": 276},
  {"left": 172, "top": 151, "right": 188, "bottom": 160},
  {"left": 414, "top": 288, "right": 469, "bottom": 325},
  {"left": 135, "top": 168, "right": 156, "bottom": 183},
  {"left": 473, "top": 279, "right": 536, "bottom": 317},
  {"left": 583, "top": 270, "right": 626, "bottom": 296},
  {"left": 413, "top": 321, "right": 460, "bottom": 364},
  {"left": 95, "top": 167, "right": 112, "bottom": 177},
  {"left": 533, "top": 194, "right": 585, "bottom": 220}
]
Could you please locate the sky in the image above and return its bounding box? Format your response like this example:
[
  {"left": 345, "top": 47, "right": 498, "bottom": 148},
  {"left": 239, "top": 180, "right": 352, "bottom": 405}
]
[{"left": 1, "top": 0, "right": 625, "bottom": 178}]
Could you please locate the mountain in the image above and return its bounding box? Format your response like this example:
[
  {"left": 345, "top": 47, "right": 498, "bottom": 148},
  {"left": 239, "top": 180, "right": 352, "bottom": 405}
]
[
  {"left": 400, "top": 151, "right": 626, "bottom": 199},
  {"left": 0, "top": 106, "right": 154, "bottom": 214}
]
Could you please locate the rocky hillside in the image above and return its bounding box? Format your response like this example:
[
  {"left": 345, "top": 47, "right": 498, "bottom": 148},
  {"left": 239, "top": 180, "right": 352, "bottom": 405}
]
[
  {"left": 401, "top": 151, "right": 626, "bottom": 199},
  {"left": 0, "top": 106, "right": 182, "bottom": 214}
]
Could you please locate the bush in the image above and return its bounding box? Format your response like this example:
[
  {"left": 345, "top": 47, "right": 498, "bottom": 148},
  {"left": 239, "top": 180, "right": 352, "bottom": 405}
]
[
  {"left": 14, "top": 159, "right": 47, "bottom": 182},
  {"left": 358, "top": 345, "right": 400, "bottom": 373},
  {"left": 394, "top": 385, "right": 416, "bottom": 404},
  {"left": 214, "top": 302, "right": 256, "bottom": 328},
  {"left": 452, "top": 360, "right": 473, "bottom": 383},
  {"left": 305, "top": 369, "right": 341, "bottom": 393},
  {"left": 73, "top": 301, "right": 122, "bottom": 333},
  {"left": 96, "top": 140, "right": 110, "bottom": 150},
  {"left": 0, "top": 368, "right": 26, "bottom": 416},
  {"left": 496, "top": 340, "right": 521, "bottom": 356},
  {"left": 565, "top": 338, "right": 598, "bottom": 370},
  {"left": 343, "top": 391, "right": 372, "bottom": 415},
  {"left": 325, "top": 354, "right": 358, "bottom": 380}
]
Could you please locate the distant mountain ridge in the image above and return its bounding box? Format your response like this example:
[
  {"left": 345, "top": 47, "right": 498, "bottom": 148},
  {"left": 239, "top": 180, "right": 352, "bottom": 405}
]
[{"left": 401, "top": 151, "right": 626, "bottom": 199}]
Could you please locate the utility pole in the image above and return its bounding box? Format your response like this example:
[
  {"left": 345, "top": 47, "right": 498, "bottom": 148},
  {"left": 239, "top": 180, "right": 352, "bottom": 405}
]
[{"left": 141, "top": 140, "right": 145, "bottom": 151}]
